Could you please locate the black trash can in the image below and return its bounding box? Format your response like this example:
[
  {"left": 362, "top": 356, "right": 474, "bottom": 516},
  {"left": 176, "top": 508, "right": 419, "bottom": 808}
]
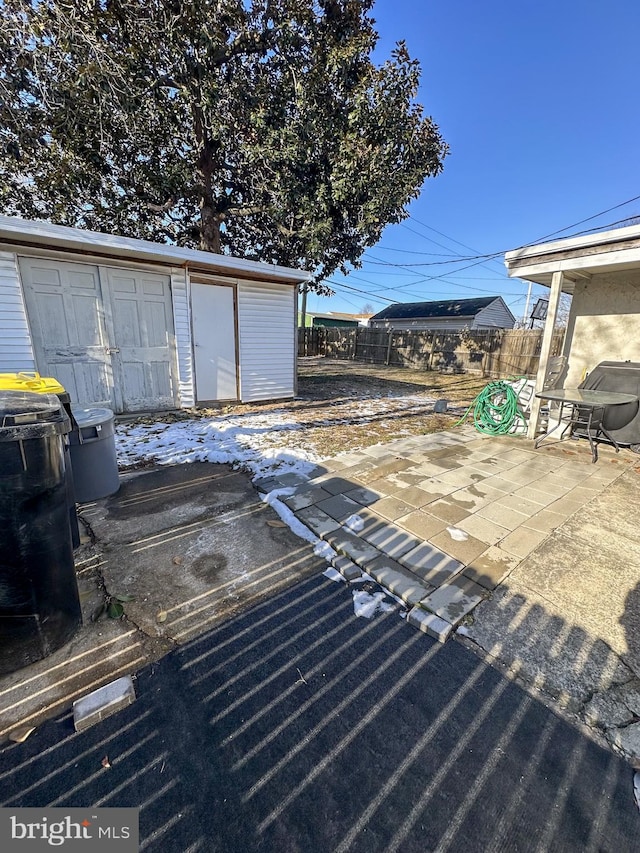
[
  {"left": 58, "top": 393, "right": 81, "bottom": 549},
  {"left": 0, "top": 390, "right": 82, "bottom": 676},
  {"left": 68, "top": 407, "right": 120, "bottom": 503}
]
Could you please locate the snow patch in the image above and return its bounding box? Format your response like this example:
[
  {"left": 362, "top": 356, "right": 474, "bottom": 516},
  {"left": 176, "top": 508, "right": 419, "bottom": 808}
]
[
  {"left": 323, "top": 567, "right": 345, "bottom": 583},
  {"left": 446, "top": 526, "right": 469, "bottom": 542},
  {"left": 260, "top": 494, "right": 318, "bottom": 544},
  {"left": 352, "top": 590, "right": 395, "bottom": 619},
  {"left": 634, "top": 772, "right": 640, "bottom": 813},
  {"left": 344, "top": 513, "right": 364, "bottom": 532},
  {"left": 314, "top": 541, "right": 337, "bottom": 561}
]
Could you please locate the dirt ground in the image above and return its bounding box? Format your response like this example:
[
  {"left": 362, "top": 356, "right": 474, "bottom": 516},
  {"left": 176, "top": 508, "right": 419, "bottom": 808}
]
[{"left": 128, "top": 358, "right": 489, "bottom": 461}]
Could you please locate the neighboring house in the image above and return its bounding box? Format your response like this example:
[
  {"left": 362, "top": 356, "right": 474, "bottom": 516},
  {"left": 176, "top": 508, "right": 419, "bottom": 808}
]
[
  {"left": 299, "top": 311, "right": 371, "bottom": 328},
  {"left": 369, "top": 296, "right": 516, "bottom": 331},
  {"left": 504, "top": 221, "right": 640, "bottom": 437},
  {"left": 0, "top": 216, "right": 309, "bottom": 413}
]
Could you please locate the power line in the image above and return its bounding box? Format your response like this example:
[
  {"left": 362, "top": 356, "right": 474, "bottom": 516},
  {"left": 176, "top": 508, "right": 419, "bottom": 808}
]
[
  {"left": 373, "top": 193, "right": 640, "bottom": 271},
  {"left": 325, "top": 280, "right": 396, "bottom": 305},
  {"left": 323, "top": 193, "right": 640, "bottom": 310},
  {"left": 364, "top": 249, "right": 505, "bottom": 267},
  {"left": 403, "top": 216, "right": 507, "bottom": 273},
  {"left": 529, "top": 196, "right": 640, "bottom": 244}
]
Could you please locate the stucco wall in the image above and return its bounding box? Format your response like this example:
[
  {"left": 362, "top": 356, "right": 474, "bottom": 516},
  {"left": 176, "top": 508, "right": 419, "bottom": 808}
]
[{"left": 563, "top": 270, "right": 640, "bottom": 386}]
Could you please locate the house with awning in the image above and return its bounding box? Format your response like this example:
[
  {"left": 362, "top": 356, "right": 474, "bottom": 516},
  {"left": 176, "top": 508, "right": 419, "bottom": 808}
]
[{"left": 504, "top": 223, "right": 640, "bottom": 439}]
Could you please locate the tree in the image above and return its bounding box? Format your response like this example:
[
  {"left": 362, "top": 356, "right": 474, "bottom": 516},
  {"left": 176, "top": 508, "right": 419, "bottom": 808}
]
[{"left": 0, "top": 0, "right": 448, "bottom": 291}]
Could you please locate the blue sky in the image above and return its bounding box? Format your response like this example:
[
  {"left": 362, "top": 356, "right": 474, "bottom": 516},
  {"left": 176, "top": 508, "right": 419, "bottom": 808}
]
[{"left": 313, "top": 0, "right": 640, "bottom": 323}]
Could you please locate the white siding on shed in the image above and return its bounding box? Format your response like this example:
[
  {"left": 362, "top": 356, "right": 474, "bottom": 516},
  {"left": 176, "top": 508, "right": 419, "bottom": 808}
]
[
  {"left": 472, "top": 298, "right": 515, "bottom": 330},
  {"left": 237, "top": 281, "right": 295, "bottom": 401},
  {"left": 171, "top": 267, "right": 195, "bottom": 407},
  {"left": 0, "top": 251, "right": 36, "bottom": 372}
]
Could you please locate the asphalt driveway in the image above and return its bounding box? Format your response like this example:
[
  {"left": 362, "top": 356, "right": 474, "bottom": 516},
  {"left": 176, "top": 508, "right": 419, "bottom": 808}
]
[{"left": 1, "top": 573, "right": 638, "bottom": 852}]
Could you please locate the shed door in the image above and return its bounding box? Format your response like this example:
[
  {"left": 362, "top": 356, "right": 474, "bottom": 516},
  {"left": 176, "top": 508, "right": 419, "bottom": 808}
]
[
  {"left": 19, "top": 258, "right": 115, "bottom": 408},
  {"left": 191, "top": 282, "right": 239, "bottom": 402},
  {"left": 103, "top": 268, "right": 177, "bottom": 412}
]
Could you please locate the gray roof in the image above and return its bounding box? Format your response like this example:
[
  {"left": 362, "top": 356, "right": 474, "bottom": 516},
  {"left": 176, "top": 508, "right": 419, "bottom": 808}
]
[{"left": 371, "top": 296, "right": 502, "bottom": 321}]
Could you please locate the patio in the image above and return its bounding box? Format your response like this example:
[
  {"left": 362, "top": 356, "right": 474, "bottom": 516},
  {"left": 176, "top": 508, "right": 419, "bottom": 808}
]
[
  {"left": 2, "top": 419, "right": 640, "bottom": 766},
  {"left": 257, "top": 426, "right": 640, "bottom": 759}
]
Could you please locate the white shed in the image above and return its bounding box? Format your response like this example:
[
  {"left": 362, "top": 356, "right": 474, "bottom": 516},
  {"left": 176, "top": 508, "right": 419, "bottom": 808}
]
[{"left": 0, "top": 216, "right": 308, "bottom": 413}]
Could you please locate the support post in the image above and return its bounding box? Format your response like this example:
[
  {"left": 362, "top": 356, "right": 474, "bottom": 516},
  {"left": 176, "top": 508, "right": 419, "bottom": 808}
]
[
  {"left": 385, "top": 330, "right": 393, "bottom": 365},
  {"left": 299, "top": 283, "right": 308, "bottom": 330},
  {"left": 527, "top": 270, "right": 564, "bottom": 439}
]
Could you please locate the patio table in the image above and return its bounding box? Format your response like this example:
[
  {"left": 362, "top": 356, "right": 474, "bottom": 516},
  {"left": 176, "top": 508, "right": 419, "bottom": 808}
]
[{"left": 534, "top": 388, "right": 639, "bottom": 462}]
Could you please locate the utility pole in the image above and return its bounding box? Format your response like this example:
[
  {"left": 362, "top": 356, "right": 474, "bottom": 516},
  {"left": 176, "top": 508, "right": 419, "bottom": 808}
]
[
  {"left": 522, "top": 279, "right": 532, "bottom": 328},
  {"left": 299, "top": 282, "right": 308, "bottom": 330}
]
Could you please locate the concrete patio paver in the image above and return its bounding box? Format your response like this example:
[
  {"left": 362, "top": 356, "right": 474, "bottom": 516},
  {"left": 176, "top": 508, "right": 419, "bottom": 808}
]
[
  {"left": 398, "top": 541, "right": 464, "bottom": 587},
  {"left": 419, "top": 575, "right": 487, "bottom": 624},
  {"left": 315, "top": 493, "right": 364, "bottom": 522},
  {"left": 396, "top": 509, "right": 449, "bottom": 540},
  {"left": 254, "top": 425, "right": 639, "bottom": 743},
  {"left": 365, "top": 555, "right": 435, "bottom": 605},
  {"left": 430, "top": 528, "right": 489, "bottom": 564},
  {"left": 359, "top": 520, "right": 421, "bottom": 560},
  {"left": 295, "top": 505, "right": 342, "bottom": 537},
  {"left": 461, "top": 546, "right": 520, "bottom": 590},
  {"left": 370, "top": 495, "right": 416, "bottom": 521}
]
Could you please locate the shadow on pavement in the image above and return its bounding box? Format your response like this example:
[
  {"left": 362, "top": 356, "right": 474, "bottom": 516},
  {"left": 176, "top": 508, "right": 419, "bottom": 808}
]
[{"left": 1, "top": 573, "right": 638, "bottom": 852}]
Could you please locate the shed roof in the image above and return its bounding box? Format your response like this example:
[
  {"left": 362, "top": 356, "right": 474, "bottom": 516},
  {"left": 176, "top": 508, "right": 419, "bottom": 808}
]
[
  {"left": 0, "top": 215, "right": 309, "bottom": 286},
  {"left": 371, "top": 296, "right": 501, "bottom": 321}
]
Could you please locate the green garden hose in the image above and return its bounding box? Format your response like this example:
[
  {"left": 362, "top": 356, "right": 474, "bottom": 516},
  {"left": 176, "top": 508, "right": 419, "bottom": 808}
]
[{"left": 456, "top": 380, "right": 527, "bottom": 436}]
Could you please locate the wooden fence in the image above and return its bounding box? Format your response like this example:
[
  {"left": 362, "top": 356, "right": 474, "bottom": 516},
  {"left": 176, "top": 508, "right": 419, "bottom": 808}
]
[{"left": 298, "top": 327, "right": 565, "bottom": 379}]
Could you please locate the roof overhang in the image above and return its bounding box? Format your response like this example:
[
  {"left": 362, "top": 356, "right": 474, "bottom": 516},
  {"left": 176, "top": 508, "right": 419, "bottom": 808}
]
[
  {"left": 504, "top": 223, "right": 640, "bottom": 292},
  {"left": 0, "top": 215, "right": 310, "bottom": 286}
]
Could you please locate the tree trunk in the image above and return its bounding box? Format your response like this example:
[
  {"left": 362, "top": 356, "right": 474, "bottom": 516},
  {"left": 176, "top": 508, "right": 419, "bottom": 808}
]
[{"left": 199, "top": 203, "right": 221, "bottom": 253}]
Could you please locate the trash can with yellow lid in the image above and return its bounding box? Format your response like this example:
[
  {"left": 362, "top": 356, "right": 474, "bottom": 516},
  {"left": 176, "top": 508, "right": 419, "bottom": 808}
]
[
  {"left": 0, "top": 389, "right": 82, "bottom": 675},
  {"left": 0, "top": 372, "right": 80, "bottom": 548},
  {"left": 0, "top": 372, "right": 76, "bottom": 424}
]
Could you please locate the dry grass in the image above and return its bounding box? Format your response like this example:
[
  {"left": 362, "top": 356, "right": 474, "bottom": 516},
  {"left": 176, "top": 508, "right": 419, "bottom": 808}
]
[{"left": 198, "top": 358, "right": 488, "bottom": 458}]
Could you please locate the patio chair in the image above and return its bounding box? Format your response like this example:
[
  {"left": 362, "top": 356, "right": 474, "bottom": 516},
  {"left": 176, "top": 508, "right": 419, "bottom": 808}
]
[{"left": 510, "top": 356, "right": 567, "bottom": 415}]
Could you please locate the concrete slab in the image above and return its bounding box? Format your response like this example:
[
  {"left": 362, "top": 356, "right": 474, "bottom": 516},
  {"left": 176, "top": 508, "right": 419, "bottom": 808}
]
[
  {"left": 365, "top": 556, "right": 434, "bottom": 605},
  {"left": 323, "top": 528, "right": 381, "bottom": 565},
  {"left": 296, "top": 505, "right": 342, "bottom": 537},
  {"left": 331, "top": 555, "right": 362, "bottom": 581},
  {"left": 399, "top": 542, "right": 464, "bottom": 587},
  {"left": 312, "top": 475, "right": 362, "bottom": 495},
  {"left": 360, "top": 521, "right": 421, "bottom": 560},
  {"left": 476, "top": 502, "right": 530, "bottom": 531},
  {"left": 425, "top": 497, "right": 472, "bottom": 525},
  {"left": 282, "top": 484, "right": 332, "bottom": 510},
  {"left": 521, "top": 509, "right": 567, "bottom": 534},
  {"left": 397, "top": 484, "right": 441, "bottom": 508},
  {"left": 455, "top": 513, "right": 511, "bottom": 546},
  {"left": 0, "top": 462, "right": 326, "bottom": 738},
  {"left": 430, "top": 528, "right": 490, "bottom": 565},
  {"left": 316, "top": 493, "right": 363, "bottom": 522},
  {"left": 371, "top": 495, "right": 417, "bottom": 521},
  {"left": 406, "top": 607, "right": 453, "bottom": 642},
  {"left": 344, "top": 485, "right": 381, "bottom": 506},
  {"left": 499, "top": 526, "right": 549, "bottom": 559},
  {"left": 420, "top": 575, "right": 487, "bottom": 625},
  {"left": 462, "top": 546, "right": 520, "bottom": 590},
  {"left": 364, "top": 476, "right": 409, "bottom": 496},
  {"left": 396, "top": 509, "right": 448, "bottom": 540}
]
